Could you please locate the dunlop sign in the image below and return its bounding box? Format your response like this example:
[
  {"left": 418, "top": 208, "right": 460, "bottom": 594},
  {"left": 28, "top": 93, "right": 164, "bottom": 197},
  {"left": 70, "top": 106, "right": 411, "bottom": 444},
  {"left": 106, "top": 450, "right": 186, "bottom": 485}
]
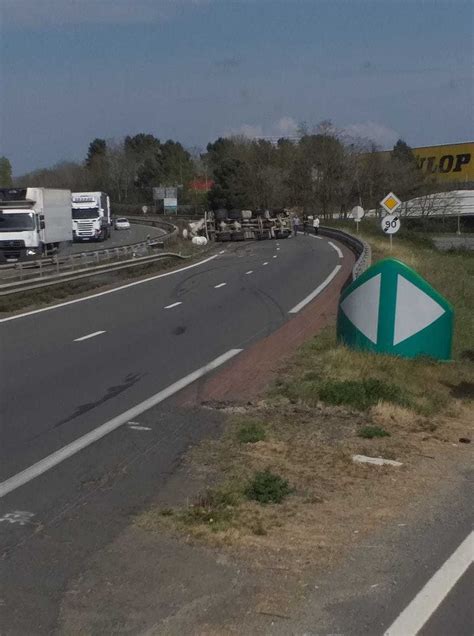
[{"left": 414, "top": 142, "right": 473, "bottom": 182}]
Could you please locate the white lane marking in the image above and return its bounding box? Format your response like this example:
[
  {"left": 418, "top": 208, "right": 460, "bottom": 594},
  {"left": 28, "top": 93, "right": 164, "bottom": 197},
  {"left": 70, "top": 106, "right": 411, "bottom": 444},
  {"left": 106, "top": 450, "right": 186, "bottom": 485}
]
[
  {"left": 164, "top": 301, "right": 182, "bottom": 309},
  {"left": 0, "top": 348, "right": 242, "bottom": 498},
  {"left": 277, "top": 247, "right": 280, "bottom": 251},
  {"left": 328, "top": 241, "right": 343, "bottom": 258},
  {"left": 0, "top": 254, "right": 219, "bottom": 323},
  {"left": 245, "top": 270, "right": 253, "bottom": 275},
  {"left": 289, "top": 265, "right": 342, "bottom": 314},
  {"left": 214, "top": 282, "right": 227, "bottom": 288},
  {"left": 384, "top": 531, "right": 474, "bottom": 636},
  {"left": 263, "top": 262, "right": 269, "bottom": 266},
  {"left": 74, "top": 330, "right": 106, "bottom": 342},
  {"left": 0, "top": 510, "right": 35, "bottom": 526},
  {"left": 219, "top": 250, "right": 225, "bottom": 254},
  {"left": 273, "top": 255, "right": 277, "bottom": 259},
  {"left": 127, "top": 422, "right": 152, "bottom": 431}
]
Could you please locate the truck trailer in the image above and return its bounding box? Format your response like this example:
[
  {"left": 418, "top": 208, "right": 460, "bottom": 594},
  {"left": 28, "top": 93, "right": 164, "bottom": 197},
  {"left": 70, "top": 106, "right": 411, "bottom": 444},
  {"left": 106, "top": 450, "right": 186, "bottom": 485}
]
[
  {"left": 72, "top": 191, "right": 111, "bottom": 241},
  {"left": 0, "top": 187, "right": 72, "bottom": 262}
]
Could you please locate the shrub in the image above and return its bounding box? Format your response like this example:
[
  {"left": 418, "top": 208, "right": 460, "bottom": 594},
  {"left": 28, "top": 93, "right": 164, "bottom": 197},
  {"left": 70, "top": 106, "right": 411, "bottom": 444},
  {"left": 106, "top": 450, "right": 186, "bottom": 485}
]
[
  {"left": 245, "top": 470, "right": 291, "bottom": 504},
  {"left": 237, "top": 421, "right": 266, "bottom": 444},
  {"left": 318, "top": 378, "right": 408, "bottom": 411},
  {"left": 358, "top": 426, "right": 391, "bottom": 439}
]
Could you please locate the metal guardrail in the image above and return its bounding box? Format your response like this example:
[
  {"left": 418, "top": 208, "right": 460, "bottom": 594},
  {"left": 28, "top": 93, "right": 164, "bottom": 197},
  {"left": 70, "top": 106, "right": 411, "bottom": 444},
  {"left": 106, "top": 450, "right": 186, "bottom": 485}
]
[
  {"left": 0, "top": 251, "right": 189, "bottom": 296},
  {"left": 0, "top": 220, "right": 178, "bottom": 283},
  {"left": 319, "top": 226, "right": 371, "bottom": 280}
]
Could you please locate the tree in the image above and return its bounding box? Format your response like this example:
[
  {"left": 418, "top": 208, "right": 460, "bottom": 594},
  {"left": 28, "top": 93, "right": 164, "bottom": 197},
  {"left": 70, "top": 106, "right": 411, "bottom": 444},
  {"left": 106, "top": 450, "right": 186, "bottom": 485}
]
[
  {"left": 86, "top": 138, "right": 107, "bottom": 167},
  {"left": 0, "top": 156, "right": 13, "bottom": 187}
]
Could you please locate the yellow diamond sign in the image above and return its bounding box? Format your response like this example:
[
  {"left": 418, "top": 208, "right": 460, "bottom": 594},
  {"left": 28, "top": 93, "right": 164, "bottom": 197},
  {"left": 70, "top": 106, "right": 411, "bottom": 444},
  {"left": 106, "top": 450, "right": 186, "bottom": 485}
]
[{"left": 380, "top": 191, "right": 401, "bottom": 213}]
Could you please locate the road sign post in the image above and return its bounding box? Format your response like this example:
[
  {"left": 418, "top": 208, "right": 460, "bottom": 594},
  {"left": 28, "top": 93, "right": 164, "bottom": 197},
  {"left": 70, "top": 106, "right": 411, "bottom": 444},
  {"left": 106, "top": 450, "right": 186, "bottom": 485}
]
[
  {"left": 337, "top": 258, "right": 453, "bottom": 360},
  {"left": 351, "top": 205, "right": 364, "bottom": 233},
  {"left": 380, "top": 192, "right": 402, "bottom": 250}
]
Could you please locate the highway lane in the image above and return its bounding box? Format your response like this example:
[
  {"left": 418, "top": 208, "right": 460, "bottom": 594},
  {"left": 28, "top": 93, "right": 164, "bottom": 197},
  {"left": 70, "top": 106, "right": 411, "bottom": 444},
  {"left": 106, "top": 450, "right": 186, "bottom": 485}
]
[
  {"left": 0, "top": 234, "right": 349, "bottom": 633},
  {"left": 62, "top": 223, "right": 165, "bottom": 254},
  {"left": 0, "top": 235, "right": 344, "bottom": 484}
]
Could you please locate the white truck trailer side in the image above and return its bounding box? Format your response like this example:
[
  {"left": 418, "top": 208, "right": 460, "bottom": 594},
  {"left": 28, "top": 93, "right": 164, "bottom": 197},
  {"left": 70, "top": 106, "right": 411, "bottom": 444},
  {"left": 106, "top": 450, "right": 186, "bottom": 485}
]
[{"left": 0, "top": 187, "right": 72, "bottom": 262}]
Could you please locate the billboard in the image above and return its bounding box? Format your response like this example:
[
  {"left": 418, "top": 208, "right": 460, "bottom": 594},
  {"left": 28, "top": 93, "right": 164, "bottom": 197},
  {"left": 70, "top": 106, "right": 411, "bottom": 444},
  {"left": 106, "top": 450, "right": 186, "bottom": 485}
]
[{"left": 413, "top": 142, "right": 473, "bottom": 183}]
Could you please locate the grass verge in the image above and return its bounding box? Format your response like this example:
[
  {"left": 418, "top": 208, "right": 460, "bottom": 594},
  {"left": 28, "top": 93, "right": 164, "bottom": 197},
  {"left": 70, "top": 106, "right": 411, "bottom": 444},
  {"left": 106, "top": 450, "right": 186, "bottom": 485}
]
[{"left": 135, "top": 225, "right": 472, "bottom": 570}]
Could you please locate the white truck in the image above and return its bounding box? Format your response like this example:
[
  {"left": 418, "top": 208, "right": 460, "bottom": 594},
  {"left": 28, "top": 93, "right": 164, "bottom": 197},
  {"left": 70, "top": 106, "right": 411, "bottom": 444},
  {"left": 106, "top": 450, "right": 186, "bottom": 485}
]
[
  {"left": 0, "top": 187, "right": 72, "bottom": 262},
  {"left": 72, "top": 191, "right": 111, "bottom": 241}
]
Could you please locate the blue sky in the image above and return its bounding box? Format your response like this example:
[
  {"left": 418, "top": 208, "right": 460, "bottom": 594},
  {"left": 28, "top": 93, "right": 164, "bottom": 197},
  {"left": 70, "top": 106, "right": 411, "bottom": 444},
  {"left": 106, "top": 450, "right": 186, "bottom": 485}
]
[{"left": 1, "top": 0, "right": 473, "bottom": 174}]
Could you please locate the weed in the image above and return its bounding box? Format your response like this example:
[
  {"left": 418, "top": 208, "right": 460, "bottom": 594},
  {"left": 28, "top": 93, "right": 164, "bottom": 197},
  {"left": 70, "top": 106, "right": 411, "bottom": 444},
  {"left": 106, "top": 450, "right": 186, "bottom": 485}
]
[
  {"left": 358, "top": 426, "right": 391, "bottom": 439},
  {"left": 252, "top": 519, "right": 268, "bottom": 536},
  {"left": 237, "top": 420, "right": 266, "bottom": 444},
  {"left": 159, "top": 508, "right": 174, "bottom": 516},
  {"left": 318, "top": 378, "right": 409, "bottom": 411},
  {"left": 245, "top": 469, "right": 292, "bottom": 504}
]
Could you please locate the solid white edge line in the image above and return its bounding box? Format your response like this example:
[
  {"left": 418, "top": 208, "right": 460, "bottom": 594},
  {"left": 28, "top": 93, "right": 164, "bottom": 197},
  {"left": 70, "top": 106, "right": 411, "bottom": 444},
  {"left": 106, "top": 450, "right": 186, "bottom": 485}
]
[
  {"left": 328, "top": 240, "right": 343, "bottom": 258},
  {"left": 0, "top": 254, "right": 219, "bottom": 323},
  {"left": 384, "top": 531, "right": 474, "bottom": 636},
  {"left": 214, "top": 282, "right": 226, "bottom": 288},
  {"left": 74, "top": 330, "right": 106, "bottom": 342},
  {"left": 289, "top": 265, "right": 342, "bottom": 314},
  {"left": 164, "top": 301, "right": 182, "bottom": 309},
  {"left": 0, "top": 348, "right": 243, "bottom": 499}
]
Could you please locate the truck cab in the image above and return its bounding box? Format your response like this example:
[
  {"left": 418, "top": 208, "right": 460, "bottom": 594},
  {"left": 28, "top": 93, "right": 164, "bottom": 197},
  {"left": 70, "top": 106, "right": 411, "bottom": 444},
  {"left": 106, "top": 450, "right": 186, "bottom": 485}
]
[
  {"left": 72, "top": 192, "right": 111, "bottom": 241},
  {"left": 0, "top": 188, "right": 72, "bottom": 262}
]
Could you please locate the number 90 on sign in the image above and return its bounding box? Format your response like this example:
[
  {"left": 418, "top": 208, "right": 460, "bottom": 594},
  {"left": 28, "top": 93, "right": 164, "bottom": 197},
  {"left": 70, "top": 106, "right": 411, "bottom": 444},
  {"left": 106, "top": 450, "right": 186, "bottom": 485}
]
[{"left": 381, "top": 214, "right": 400, "bottom": 235}]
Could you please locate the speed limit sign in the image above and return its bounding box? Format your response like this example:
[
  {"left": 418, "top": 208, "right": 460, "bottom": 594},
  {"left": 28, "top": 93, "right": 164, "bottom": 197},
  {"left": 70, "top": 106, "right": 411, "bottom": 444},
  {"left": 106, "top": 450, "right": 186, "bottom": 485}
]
[{"left": 381, "top": 214, "right": 400, "bottom": 235}]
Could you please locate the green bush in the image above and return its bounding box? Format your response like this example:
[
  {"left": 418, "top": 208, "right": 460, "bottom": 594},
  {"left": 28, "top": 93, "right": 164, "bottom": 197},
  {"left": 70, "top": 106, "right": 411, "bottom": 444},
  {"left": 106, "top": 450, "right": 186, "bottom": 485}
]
[
  {"left": 318, "top": 378, "right": 408, "bottom": 411},
  {"left": 358, "top": 425, "right": 391, "bottom": 439},
  {"left": 245, "top": 470, "right": 291, "bottom": 504},
  {"left": 237, "top": 421, "right": 266, "bottom": 444}
]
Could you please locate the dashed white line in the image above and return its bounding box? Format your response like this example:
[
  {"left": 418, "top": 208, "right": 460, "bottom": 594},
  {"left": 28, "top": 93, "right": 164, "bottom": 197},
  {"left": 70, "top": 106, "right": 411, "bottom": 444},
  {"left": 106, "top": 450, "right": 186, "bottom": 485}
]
[
  {"left": 74, "top": 330, "right": 106, "bottom": 342},
  {"left": 384, "top": 531, "right": 474, "bottom": 636},
  {"left": 219, "top": 250, "right": 225, "bottom": 254},
  {"left": 273, "top": 255, "right": 277, "bottom": 259},
  {"left": 214, "top": 282, "right": 227, "bottom": 288},
  {"left": 328, "top": 241, "right": 343, "bottom": 258},
  {"left": 263, "top": 262, "right": 269, "bottom": 266},
  {"left": 127, "top": 422, "right": 152, "bottom": 431},
  {"left": 289, "top": 265, "right": 342, "bottom": 314},
  {"left": 277, "top": 247, "right": 281, "bottom": 250},
  {"left": 0, "top": 348, "right": 243, "bottom": 498},
  {"left": 0, "top": 254, "right": 219, "bottom": 323},
  {"left": 245, "top": 270, "right": 253, "bottom": 275},
  {"left": 164, "top": 301, "right": 182, "bottom": 309}
]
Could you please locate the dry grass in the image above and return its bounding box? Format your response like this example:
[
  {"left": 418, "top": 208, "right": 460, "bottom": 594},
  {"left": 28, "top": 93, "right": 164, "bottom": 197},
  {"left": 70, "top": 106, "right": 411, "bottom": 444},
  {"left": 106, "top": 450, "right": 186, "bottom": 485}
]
[{"left": 136, "top": 225, "right": 473, "bottom": 572}]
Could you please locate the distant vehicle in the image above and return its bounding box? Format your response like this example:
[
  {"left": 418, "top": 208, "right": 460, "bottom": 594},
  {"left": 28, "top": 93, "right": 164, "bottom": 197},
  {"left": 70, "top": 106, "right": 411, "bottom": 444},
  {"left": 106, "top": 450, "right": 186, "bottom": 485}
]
[
  {"left": 0, "top": 187, "right": 72, "bottom": 262},
  {"left": 72, "top": 191, "right": 111, "bottom": 241},
  {"left": 114, "top": 217, "right": 131, "bottom": 230}
]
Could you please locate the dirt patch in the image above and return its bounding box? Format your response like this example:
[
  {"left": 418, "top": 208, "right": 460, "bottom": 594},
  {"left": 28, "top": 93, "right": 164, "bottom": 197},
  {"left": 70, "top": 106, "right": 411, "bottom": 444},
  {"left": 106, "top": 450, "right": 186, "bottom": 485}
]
[{"left": 135, "top": 398, "right": 473, "bottom": 575}]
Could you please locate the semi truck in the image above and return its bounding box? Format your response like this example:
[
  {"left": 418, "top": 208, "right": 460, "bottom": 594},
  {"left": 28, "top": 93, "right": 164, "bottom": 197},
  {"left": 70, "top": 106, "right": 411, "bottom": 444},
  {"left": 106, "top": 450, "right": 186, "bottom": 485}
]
[
  {"left": 0, "top": 187, "right": 72, "bottom": 262},
  {"left": 72, "top": 191, "right": 111, "bottom": 241}
]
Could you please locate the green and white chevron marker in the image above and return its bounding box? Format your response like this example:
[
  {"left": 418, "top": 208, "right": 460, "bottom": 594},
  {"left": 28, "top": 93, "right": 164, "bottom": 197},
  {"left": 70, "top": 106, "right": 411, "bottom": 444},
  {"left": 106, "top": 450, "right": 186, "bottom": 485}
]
[{"left": 337, "top": 259, "right": 454, "bottom": 360}]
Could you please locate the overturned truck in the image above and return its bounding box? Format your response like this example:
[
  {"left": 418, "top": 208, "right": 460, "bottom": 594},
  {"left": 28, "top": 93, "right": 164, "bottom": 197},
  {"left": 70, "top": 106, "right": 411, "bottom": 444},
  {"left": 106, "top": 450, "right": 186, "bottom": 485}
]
[{"left": 188, "top": 209, "right": 292, "bottom": 242}]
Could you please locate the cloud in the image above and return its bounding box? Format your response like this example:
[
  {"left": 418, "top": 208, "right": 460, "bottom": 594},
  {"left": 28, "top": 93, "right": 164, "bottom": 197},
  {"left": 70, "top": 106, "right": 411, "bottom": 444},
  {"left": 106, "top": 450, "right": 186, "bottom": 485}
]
[
  {"left": 343, "top": 121, "right": 400, "bottom": 148},
  {"left": 226, "top": 123, "right": 264, "bottom": 139},
  {"left": 0, "top": 0, "right": 211, "bottom": 28},
  {"left": 275, "top": 116, "right": 298, "bottom": 137},
  {"left": 225, "top": 116, "right": 301, "bottom": 141}
]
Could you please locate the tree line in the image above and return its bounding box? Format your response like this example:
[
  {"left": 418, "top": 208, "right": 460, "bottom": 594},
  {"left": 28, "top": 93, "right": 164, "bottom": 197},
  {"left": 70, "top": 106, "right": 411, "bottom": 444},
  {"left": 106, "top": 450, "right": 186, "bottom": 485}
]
[{"left": 2, "top": 122, "right": 446, "bottom": 217}]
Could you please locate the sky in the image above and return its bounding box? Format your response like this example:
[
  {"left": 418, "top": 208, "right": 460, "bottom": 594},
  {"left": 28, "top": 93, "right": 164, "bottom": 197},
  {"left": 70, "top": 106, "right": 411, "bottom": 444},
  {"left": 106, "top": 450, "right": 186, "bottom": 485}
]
[{"left": 0, "top": 0, "right": 473, "bottom": 175}]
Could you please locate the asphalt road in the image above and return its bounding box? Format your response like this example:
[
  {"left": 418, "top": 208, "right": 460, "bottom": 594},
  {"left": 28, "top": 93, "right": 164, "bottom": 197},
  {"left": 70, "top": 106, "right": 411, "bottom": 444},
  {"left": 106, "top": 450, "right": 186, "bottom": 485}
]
[
  {"left": 62, "top": 222, "right": 165, "bottom": 255},
  {"left": 0, "top": 234, "right": 347, "bottom": 633},
  {"left": 1, "top": 233, "right": 471, "bottom": 635}
]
